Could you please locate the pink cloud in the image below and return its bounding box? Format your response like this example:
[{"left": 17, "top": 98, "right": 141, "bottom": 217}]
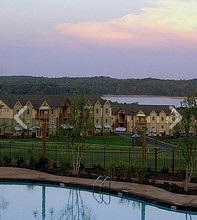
[{"left": 55, "top": 0, "right": 197, "bottom": 48}]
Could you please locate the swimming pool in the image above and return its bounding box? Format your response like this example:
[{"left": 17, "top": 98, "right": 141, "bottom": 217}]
[{"left": 0, "top": 182, "right": 196, "bottom": 220}]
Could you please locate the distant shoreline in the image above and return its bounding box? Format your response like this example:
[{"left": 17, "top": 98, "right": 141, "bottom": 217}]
[
  {"left": 101, "top": 95, "right": 183, "bottom": 106},
  {"left": 102, "top": 95, "right": 185, "bottom": 99}
]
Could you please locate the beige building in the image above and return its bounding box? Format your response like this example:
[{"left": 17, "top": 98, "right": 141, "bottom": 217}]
[
  {"left": 0, "top": 95, "right": 175, "bottom": 137},
  {"left": 112, "top": 103, "right": 173, "bottom": 136},
  {"left": 0, "top": 99, "right": 13, "bottom": 136},
  {"left": 0, "top": 95, "right": 113, "bottom": 137},
  {"left": 89, "top": 97, "right": 112, "bottom": 135}
]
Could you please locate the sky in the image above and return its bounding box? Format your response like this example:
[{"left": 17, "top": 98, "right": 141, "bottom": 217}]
[{"left": 0, "top": 0, "right": 197, "bottom": 80}]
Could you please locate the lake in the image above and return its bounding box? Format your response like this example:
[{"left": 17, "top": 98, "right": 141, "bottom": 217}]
[{"left": 102, "top": 95, "right": 183, "bottom": 107}]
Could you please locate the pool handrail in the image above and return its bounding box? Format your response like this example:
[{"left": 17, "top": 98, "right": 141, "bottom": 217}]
[
  {"left": 100, "top": 176, "right": 111, "bottom": 188},
  {"left": 93, "top": 175, "right": 103, "bottom": 188}
]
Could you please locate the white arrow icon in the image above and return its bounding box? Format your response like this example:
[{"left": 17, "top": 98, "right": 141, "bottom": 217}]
[
  {"left": 14, "top": 105, "right": 28, "bottom": 129},
  {"left": 169, "top": 106, "right": 182, "bottom": 129}
]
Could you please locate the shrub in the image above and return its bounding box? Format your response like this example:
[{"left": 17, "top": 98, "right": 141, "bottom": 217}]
[
  {"left": 105, "top": 161, "right": 116, "bottom": 177},
  {"left": 3, "top": 155, "right": 11, "bottom": 166},
  {"left": 16, "top": 157, "right": 25, "bottom": 167},
  {"left": 27, "top": 149, "right": 35, "bottom": 168},
  {"left": 161, "top": 166, "right": 169, "bottom": 173},
  {"left": 38, "top": 158, "right": 48, "bottom": 170},
  {"left": 121, "top": 162, "right": 136, "bottom": 181},
  {"left": 135, "top": 166, "right": 149, "bottom": 183}
]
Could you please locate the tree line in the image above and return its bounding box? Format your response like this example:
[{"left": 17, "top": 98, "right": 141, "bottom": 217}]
[{"left": 0, "top": 76, "right": 196, "bottom": 96}]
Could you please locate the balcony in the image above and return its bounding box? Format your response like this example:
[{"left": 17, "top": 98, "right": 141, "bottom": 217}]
[
  {"left": 115, "top": 119, "right": 127, "bottom": 128},
  {"left": 59, "top": 113, "right": 71, "bottom": 119},
  {"left": 35, "top": 114, "right": 49, "bottom": 120},
  {"left": 119, "top": 119, "right": 126, "bottom": 123},
  {"left": 136, "top": 119, "right": 147, "bottom": 125}
]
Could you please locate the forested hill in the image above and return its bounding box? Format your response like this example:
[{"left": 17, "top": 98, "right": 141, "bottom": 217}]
[{"left": 0, "top": 76, "right": 196, "bottom": 96}]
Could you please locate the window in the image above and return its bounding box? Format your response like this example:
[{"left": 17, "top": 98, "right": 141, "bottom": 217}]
[
  {"left": 161, "top": 125, "right": 164, "bottom": 129},
  {"left": 17, "top": 110, "right": 19, "bottom": 113},
  {"left": 106, "top": 108, "right": 108, "bottom": 114},
  {"left": 96, "top": 119, "right": 99, "bottom": 123},
  {"left": 96, "top": 109, "right": 99, "bottom": 114},
  {"left": 27, "top": 110, "right": 30, "bottom": 115},
  {"left": 106, "top": 119, "right": 108, "bottom": 123},
  {"left": 152, "top": 116, "right": 155, "bottom": 121},
  {"left": 51, "top": 109, "right": 54, "bottom": 114},
  {"left": 161, "top": 116, "right": 164, "bottom": 121}
]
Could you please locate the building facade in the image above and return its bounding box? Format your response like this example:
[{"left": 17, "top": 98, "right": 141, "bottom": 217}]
[
  {"left": 0, "top": 95, "right": 175, "bottom": 138},
  {"left": 112, "top": 103, "right": 173, "bottom": 136}
]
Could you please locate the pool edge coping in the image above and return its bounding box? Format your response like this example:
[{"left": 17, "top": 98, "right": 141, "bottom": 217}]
[{"left": 0, "top": 176, "right": 196, "bottom": 213}]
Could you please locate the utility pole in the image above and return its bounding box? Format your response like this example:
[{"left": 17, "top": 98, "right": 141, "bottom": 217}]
[
  {"left": 141, "top": 128, "right": 146, "bottom": 167},
  {"left": 42, "top": 120, "right": 47, "bottom": 159}
]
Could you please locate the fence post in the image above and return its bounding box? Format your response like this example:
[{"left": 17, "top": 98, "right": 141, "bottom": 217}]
[
  {"left": 172, "top": 148, "right": 175, "bottom": 174},
  {"left": 104, "top": 146, "right": 106, "bottom": 169},
  {"left": 55, "top": 145, "right": 58, "bottom": 167},
  {"left": 91, "top": 148, "right": 94, "bottom": 166},
  {"left": 9, "top": 142, "right": 11, "bottom": 161},
  {"left": 154, "top": 148, "right": 158, "bottom": 172}
]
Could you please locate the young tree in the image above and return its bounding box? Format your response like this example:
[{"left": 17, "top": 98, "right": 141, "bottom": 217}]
[
  {"left": 177, "top": 95, "right": 197, "bottom": 191},
  {"left": 65, "top": 93, "right": 93, "bottom": 176}
]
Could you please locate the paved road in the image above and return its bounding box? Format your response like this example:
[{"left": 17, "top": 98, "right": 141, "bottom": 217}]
[
  {"left": 146, "top": 137, "right": 176, "bottom": 149},
  {"left": 116, "top": 132, "right": 176, "bottom": 149}
]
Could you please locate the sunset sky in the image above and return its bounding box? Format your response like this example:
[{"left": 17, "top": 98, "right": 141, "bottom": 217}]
[{"left": 0, "top": 0, "right": 197, "bottom": 79}]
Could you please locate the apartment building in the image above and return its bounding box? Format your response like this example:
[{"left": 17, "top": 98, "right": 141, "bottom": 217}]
[
  {"left": 112, "top": 103, "right": 173, "bottom": 136},
  {"left": 0, "top": 95, "right": 113, "bottom": 137},
  {"left": 0, "top": 95, "right": 175, "bottom": 137}
]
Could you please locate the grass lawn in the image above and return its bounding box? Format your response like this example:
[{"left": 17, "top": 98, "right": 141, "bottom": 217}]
[
  {"left": 85, "top": 134, "right": 132, "bottom": 146},
  {"left": 0, "top": 134, "right": 192, "bottom": 173},
  {"left": 0, "top": 134, "right": 133, "bottom": 146}
]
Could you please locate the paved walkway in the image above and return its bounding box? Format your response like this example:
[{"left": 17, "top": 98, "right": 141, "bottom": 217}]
[{"left": 0, "top": 167, "right": 197, "bottom": 211}]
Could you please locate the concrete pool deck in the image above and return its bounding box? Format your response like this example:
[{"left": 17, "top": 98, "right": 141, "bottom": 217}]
[{"left": 0, "top": 167, "right": 197, "bottom": 212}]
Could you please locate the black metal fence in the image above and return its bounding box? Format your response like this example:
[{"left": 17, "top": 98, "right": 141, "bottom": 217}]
[{"left": 0, "top": 142, "right": 196, "bottom": 174}]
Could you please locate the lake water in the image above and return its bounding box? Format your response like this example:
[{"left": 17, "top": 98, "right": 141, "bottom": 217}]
[
  {"left": 102, "top": 95, "right": 183, "bottom": 107},
  {"left": 0, "top": 182, "right": 196, "bottom": 220}
]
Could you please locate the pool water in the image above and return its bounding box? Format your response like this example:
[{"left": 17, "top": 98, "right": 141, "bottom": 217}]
[{"left": 0, "top": 182, "right": 196, "bottom": 220}]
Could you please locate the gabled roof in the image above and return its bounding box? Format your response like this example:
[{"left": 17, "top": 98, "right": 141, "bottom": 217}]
[
  {"left": 0, "top": 95, "right": 71, "bottom": 108},
  {"left": 0, "top": 94, "right": 173, "bottom": 115},
  {"left": 111, "top": 102, "right": 172, "bottom": 116},
  {"left": 14, "top": 101, "right": 23, "bottom": 107},
  {"left": 94, "top": 100, "right": 102, "bottom": 107},
  {"left": 0, "top": 94, "right": 105, "bottom": 109},
  {"left": 39, "top": 100, "right": 51, "bottom": 109},
  {"left": 138, "top": 105, "right": 172, "bottom": 115}
]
